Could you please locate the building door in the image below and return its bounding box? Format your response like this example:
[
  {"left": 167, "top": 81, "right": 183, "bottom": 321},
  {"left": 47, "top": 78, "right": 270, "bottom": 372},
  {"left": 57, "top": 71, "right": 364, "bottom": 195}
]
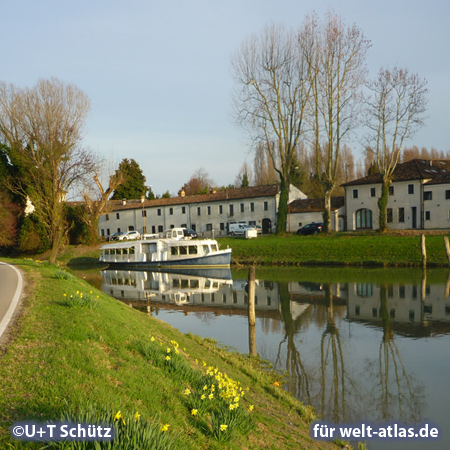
[
  {"left": 262, "top": 218, "right": 272, "bottom": 234},
  {"left": 411, "top": 207, "right": 417, "bottom": 229}
]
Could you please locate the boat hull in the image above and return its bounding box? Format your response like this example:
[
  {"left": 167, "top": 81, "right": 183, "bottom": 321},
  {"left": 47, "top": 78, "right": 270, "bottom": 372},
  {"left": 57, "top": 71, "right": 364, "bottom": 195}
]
[{"left": 105, "top": 249, "right": 232, "bottom": 270}]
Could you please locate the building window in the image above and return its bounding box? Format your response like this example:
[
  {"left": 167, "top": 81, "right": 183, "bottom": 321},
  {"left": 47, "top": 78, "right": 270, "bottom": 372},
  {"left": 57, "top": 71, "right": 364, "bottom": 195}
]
[
  {"left": 206, "top": 223, "right": 212, "bottom": 232},
  {"left": 142, "top": 226, "right": 147, "bottom": 234},
  {"left": 264, "top": 201, "right": 268, "bottom": 211},
  {"left": 425, "top": 211, "right": 431, "bottom": 220},
  {"left": 387, "top": 208, "right": 393, "bottom": 223},
  {"left": 116, "top": 213, "right": 120, "bottom": 219},
  {"left": 424, "top": 191, "right": 432, "bottom": 201},
  {"left": 169, "top": 207, "right": 173, "bottom": 215},
  {"left": 192, "top": 224, "right": 196, "bottom": 231},
  {"left": 152, "top": 226, "right": 156, "bottom": 233},
  {"left": 398, "top": 207, "right": 405, "bottom": 223},
  {"left": 446, "top": 190, "right": 450, "bottom": 200},
  {"left": 220, "top": 223, "right": 225, "bottom": 231},
  {"left": 101, "top": 229, "right": 105, "bottom": 237},
  {"left": 229, "top": 205, "right": 234, "bottom": 216},
  {"left": 157, "top": 209, "right": 161, "bottom": 216},
  {"left": 106, "top": 214, "right": 109, "bottom": 221},
  {"left": 197, "top": 207, "right": 201, "bottom": 216},
  {"left": 355, "top": 306, "right": 360, "bottom": 316},
  {"left": 389, "top": 185, "right": 394, "bottom": 196},
  {"left": 158, "top": 225, "right": 163, "bottom": 232},
  {"left": 240, "top": 203, "right": 244, "bottom": 213},
  {"left": 355, "top": 209, "right": 372, "bottom": 229},
  {"left": 142, "top": 210, "right": 147, "bottom": 217},
  {"left": 372, "top": 308, "right": 378, "bottom": 318},
  {"left": 250, "top": 202, "right": 254, "bottom": 212},
  {"left": 408, "top": 184, "right": 414, "bottom": 194},
  {"left": 207, "top": 206, "right": 211, "bottom": 215},
  {"left": 353, "top": 189, "right": 358, "bottom": 199},
  {"left": 219, "top": 205, "right": 223, "bottom": 214},
  {"left": 182, "top": 206, "right": 186, "bottom": 214},
  {"left": 370, "top": 187, "right": 376, "bottom": 197}
]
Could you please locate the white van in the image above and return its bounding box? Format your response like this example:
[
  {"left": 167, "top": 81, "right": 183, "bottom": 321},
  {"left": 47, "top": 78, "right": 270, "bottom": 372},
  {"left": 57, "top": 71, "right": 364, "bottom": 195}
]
[{"left": 229, "top": 223, "right": 252, "bottom": 236}]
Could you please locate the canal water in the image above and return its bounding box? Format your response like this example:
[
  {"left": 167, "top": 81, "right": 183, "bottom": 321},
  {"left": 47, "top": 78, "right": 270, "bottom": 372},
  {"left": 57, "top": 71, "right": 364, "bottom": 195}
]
[{"left": 74, "top": 265, "right": 450, "bottom": 450}]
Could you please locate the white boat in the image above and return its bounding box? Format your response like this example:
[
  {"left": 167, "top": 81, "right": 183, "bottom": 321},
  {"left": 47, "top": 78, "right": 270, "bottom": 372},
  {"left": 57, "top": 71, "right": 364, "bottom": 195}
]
[{"left": 99, "top": 228, "right": 232, "bottom": 269}]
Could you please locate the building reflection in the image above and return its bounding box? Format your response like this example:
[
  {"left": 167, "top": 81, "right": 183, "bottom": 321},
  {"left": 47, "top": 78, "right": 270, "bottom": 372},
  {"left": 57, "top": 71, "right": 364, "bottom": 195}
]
[{"left": 100, "top": 268, "right": 450, "bottom": 424}]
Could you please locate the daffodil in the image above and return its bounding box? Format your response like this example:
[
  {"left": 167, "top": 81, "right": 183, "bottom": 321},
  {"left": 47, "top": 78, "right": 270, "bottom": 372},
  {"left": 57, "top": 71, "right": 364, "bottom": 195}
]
[
  {"left": 220, "top": 424, "right": 228, "bottom": 432},
  {"left": 184, "top": 388, "right": 191, "bottom": 395},
  {"left": 134, "top": 412, "right": 140, "bottom": 422},
  {"left": 191, "top": 409, "right": 198, "bottom": 416},
  {"left": 249, "top": 405, "right": 254, "bottom": 411},
  {"left": 165, "top": 355, "right": 171, "bottom": 361},
  {"left": 114, "top": 411, "right": 122, "bottom": 421},
  {"left": 160, "top": 423, "right": 170, "bottom": 432}
]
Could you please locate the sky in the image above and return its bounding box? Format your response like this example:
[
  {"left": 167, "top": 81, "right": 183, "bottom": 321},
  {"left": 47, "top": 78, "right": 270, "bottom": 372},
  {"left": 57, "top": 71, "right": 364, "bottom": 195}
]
[{"left": 2, "top": 0, "right": 450, "bottom": 197}]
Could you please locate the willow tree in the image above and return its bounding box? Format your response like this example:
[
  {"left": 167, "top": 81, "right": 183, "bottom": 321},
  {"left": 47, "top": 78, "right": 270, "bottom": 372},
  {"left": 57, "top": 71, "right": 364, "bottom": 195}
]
[
  {"left": 0, "top": 78, "right": 94, "bottom": 263},
  {"left": 365, "top": 67, "right": 428, "bottom": 232},
  {"left": 302, "top": 12, "right": 370, "bottom": 232},
  {"left": 231, "top": 23, "right": 311, "bottom": 233}
]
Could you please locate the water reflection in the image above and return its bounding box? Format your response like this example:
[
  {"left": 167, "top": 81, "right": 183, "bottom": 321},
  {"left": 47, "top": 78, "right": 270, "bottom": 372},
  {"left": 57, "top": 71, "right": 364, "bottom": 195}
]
[{"left": 93, "top": 267, "right": 450, "bottom": 449}]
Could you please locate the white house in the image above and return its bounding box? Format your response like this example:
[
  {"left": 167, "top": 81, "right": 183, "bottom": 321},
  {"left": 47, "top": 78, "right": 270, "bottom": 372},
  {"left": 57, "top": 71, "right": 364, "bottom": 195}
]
[
  {"left": 98, "top": 184, "right": 307, "bottom": 238},
  {"left": 288, "top": 197, "right": 345, "bottom": 232},
  {"left": 342, "top": 159, "right": 450, "bottom": 231}
]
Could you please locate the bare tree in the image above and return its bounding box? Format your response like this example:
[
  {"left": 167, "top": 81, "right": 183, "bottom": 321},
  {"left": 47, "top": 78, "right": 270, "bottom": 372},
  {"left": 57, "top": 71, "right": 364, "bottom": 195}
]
[
  {"left": 303, "top": 12, "right": 370, "bottom": 232},
  {"left": 234, "top": 161, "right": 253, "bottom": 187},
  {"left": 365, "top": 67, "right": 428, "bottom": 231},
  {"left": 82, "top": 160, "right": 128, "bottom": 242},
  {"left": 179, "top": 168, "right": 214, "bottom": 195},
  {"left": 253, "top": 142, "right": 278, "bottom": 186},
  {"left": 0, "top": 78, "right": 94, "bottom": 262},
  {"left": 231, "top": 23, "right": 311, "bottom": 233}
]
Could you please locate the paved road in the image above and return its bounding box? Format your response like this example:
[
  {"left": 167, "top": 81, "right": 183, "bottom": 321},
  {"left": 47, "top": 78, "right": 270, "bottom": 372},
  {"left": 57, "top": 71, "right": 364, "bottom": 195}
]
[{"left": 0, "top": 262, "right": 23, "bottom": 340}]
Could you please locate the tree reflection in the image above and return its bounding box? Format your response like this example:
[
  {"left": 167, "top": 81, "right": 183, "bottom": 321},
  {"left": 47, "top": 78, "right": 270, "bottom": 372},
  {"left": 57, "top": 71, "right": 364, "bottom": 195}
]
[
  {"left": 275, "top": 282, "right": 311, "bottom": 402},
  {"left": 320, "top": 283, "right": 347, "bottom": 422},
  {"left": 375, "top": 283, "right": 424, "bottom": 422}
]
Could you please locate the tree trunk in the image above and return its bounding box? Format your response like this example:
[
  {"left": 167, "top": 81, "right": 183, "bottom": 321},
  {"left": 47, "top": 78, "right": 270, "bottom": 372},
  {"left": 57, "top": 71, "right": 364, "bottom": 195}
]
[
  {"left": 276, "top": 176, "right": 289, "bottom": 234},
  {"left": 377, "top": 179, "right": 390, "bottom": 232},
  {"left": 323, "top": 190, "right": 332, "bottom": 233},
  {"left": 49, "top": 226, "right": 64, "bottom": 264}
]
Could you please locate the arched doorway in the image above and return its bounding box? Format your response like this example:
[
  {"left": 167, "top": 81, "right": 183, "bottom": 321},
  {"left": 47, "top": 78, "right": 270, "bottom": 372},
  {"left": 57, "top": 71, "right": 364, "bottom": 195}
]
[{"left": 355, "top": 209, "right": 372, "bottom": 230}]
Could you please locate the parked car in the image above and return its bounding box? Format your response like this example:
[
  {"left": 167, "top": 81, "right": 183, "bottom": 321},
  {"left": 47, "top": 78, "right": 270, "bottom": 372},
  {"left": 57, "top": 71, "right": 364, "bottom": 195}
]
[
  {"left": 296, "top": 223, "right": 323, "bottom": 235},
  {"left": 106, "top": 231, "right": 123, "bottom": 241},
  {"left": 118, "top": 230, "right": 141, "bottom": 240},
  {"left": 229, "top": 223, "right": 252, "bottom": 236},
  {"left": 183, "top": 228, "right": 198, "bottom": 239}
]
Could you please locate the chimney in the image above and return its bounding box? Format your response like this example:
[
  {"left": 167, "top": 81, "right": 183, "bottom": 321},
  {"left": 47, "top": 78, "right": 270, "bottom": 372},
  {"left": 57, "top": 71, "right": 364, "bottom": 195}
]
[
  {"left": 179, "top": 189, "right": 185, "bottom": 197},
  {"left": 140, "top": 196, "right": 145, "bottom": 203},
  {"left": 122, "top": 198, "right": 127, "bottom": 205}
]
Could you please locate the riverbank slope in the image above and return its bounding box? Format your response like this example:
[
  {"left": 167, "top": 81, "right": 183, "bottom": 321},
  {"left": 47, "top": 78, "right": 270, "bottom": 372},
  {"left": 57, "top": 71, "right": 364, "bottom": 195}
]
[{"left": 0, "top": 259, "right": 342, "bottom": 449}]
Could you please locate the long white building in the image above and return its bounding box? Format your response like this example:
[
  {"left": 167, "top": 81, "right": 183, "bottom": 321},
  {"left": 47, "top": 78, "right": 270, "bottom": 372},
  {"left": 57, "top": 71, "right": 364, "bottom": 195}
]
[{"left": 98, "top": 184, "right": 306, "bottom": 238}]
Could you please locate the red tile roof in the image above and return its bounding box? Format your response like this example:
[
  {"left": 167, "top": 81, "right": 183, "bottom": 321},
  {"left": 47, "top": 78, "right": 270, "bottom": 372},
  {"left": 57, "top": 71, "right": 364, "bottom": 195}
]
[
  {"left": 342, "top": 159, "right": 450, "bottom": 187},
  {"left": 101, "top": 184, "right": 281, "bottom": 212},
  {"left": 289, "top": 196, "right": 344, "bottom": 213}
]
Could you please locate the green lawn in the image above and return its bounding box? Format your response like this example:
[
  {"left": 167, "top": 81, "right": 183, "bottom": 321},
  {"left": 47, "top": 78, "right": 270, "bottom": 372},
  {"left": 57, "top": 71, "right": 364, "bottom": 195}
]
[
  {"left": 218, "top": 232, "right": 450, "bottom": 267},
  {"left": 0, "top": 259, "right": 342, "bottom": 450}
]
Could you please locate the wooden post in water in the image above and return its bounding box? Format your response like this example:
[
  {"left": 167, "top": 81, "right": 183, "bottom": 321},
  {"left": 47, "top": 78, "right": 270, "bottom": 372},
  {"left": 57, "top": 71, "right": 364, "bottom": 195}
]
[
  {"left": 421, "top": 234, "right": 427, "bottom": 269},
  {"left": 444, "top": 236, "right": 450, "bottom": 267},
  {"left": 248, "top": 266, "right": 257, "bottom": 356}
]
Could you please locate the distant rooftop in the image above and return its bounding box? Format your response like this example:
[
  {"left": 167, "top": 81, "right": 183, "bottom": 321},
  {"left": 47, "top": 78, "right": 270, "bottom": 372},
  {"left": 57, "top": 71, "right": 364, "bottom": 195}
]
[
  {"left": 342, "top": 159, "right": 450, "bottom": 187},
  {"left": 289, "top": 196, "right": 344, "bottom": 213}
]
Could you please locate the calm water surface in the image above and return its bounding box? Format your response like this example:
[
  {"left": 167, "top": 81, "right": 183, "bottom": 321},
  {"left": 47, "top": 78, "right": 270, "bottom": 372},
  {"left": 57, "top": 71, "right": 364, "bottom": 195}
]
[{"left": 76, "top": 265, "right": 450, "bottom": 450}]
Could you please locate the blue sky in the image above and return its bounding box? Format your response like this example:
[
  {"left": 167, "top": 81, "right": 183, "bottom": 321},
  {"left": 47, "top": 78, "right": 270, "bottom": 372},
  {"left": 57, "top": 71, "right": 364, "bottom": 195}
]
[{"left": 2, "top": 0, "right": 449, "bottom": 196}]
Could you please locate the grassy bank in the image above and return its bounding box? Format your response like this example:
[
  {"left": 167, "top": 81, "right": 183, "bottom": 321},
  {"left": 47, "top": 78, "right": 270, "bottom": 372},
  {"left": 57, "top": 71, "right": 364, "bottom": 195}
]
[
  {"left": 0, "top": 259, "right": 343, "bottom": 450},
  {"left": 218, "top": 232, "right": 450, "bottom": 267}
]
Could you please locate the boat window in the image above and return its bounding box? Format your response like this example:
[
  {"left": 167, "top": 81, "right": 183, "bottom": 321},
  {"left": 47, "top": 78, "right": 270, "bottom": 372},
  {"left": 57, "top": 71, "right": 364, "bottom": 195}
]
[
  {"left": 180, "top": 246, "right": 188, "bottom": 255},
  {"left": 181, "top": 279, "right": 189, "bottom": 289},
  {"left": 172, "top": 279, "right": 180, "bottom": 288},
  {"left": 211, "top": 244, "right": 218, "bottom": 252},
  {"left": 122, "top": 248, "right": 128, "bottom": 255},
  {"left": 105, "top": 249, "right": 110, "bottom": 255},
  {"left": 189, "top": 246, "right": 198, "bottom": 255},
  {"left": 190, "top": 280, "right": 199, "bottom": 288},
  {"left": 171, "top": 247, "right": 178, "bottom": 256},
  {"left": 203, "top": 245, "right": 210, "bottom": 254},
  {"left": 130, "top": 247, "right": 135, "bottom": 255}
]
